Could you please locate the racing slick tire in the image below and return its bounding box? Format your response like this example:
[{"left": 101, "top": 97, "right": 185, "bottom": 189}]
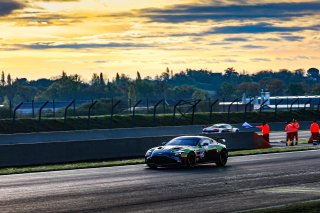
[
  {"left": 187, "top": 152, "right": 196, "bottom": 168},
  {"left": 216, "top": 149, "right": 228, "bottom": 167},
  {"left": 147, "top": 164, "right": 158, "bottom": 169}
]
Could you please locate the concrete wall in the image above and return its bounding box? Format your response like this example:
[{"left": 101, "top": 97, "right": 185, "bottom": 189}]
[
  {"left": 0, "top": 132, "right": 259, "bottom": 167},
  {"left": 0, "top": 121, "right": 312, "bottom": 145}
]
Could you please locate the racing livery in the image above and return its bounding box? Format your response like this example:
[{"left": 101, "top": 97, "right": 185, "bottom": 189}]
[{"left": 145, "top": 136, "right": 228, "bottom": 168}]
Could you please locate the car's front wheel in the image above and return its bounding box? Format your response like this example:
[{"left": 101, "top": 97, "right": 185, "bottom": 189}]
[
  {"left": 216, "top": 149, "right": 228, "bottom": 167},
  {"left": 187, "top": 152, "right": 196, "bottom": 168},
  {"left": 147, "top": 164, "right": 158, "bottom": 169}
]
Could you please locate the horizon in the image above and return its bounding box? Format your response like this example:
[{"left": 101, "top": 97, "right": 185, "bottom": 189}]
[{"left": 0, "top": 0, "right": 319, "bottom": 81}]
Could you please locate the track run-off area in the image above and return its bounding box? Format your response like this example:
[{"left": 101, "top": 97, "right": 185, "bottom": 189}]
[{"left": 0, "top": 150, "right": 320, "bottom": 212}]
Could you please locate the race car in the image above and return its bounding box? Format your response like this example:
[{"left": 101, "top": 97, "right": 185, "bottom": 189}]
[
  {"left": 202, "top": 123, "right": 239, "bottom": 134},
  {"left": 145, "top": 136, "right": 228, "bottom": 169}
]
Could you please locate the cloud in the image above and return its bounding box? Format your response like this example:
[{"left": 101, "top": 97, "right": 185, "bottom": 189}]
[
  {"left": 209, "top": 22, "right": 319, "bottom": 34},
  {"left": 169, "top": 23, "right": 318, "bottom": 37},
  {"left": 242, "top": 44, "right": 267, "bottom": 49},
  {"left": 224, "top": 37, "right": 249, "bottom": 42},
  {"left": 11, "top": 13, "right": 84, "bottom": 26},
  {"left": 251, "top": 58, "right": 271, "bottom": 62},
  {"left": 140, "top": 1, "right": 320, "bottom": 23},
  {"left": 0, "top": 0, "right": 25, "bottom": 16},
  {"left": 281, "top": 35, "right": 305, "bottom": 41},
  {"left": 17, "top": 42, "right": 154, "bottom": 49}
]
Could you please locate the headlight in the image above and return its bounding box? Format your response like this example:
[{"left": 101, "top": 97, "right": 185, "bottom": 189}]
[
  {"left": 145, "top": 150, "right": 153, "bottom": 157},
  {"left": 175, "top": 151, "right": 184, "bottom": 156}
]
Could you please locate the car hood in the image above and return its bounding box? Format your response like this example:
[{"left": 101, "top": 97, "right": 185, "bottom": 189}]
[{"left": 151, "top": 145, "right": 193, "bottom": 155}]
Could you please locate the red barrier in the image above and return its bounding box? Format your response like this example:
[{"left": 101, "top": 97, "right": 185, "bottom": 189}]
[{"left": 253, "top": 133, "right": 271, "bottom": 149}]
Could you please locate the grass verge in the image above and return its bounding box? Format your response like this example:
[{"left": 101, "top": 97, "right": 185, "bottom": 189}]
[
  {"left": 0, "top": 146, "right": 319, "bottom": 176},
  {"left": 246, "top": 200, "right": 320, "bottom": 213}
]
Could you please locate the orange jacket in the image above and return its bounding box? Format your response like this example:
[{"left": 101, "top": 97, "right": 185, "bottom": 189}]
[
  {"left": 292, "top": 121, "right": 300, "bottom": 132},
  {"left": 310, "top": 122, "right": 319, "bottom": 133},
  {"left": 285, "top": 123, "right": 294, "bottom": 133},
  {"left": 256, "top": 124, "right": 270, "bottom": 135}
]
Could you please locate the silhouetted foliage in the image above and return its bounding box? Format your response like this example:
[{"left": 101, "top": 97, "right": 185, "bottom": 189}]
[{"left": 0, "top": 67, "right": 319, "bottom": 105}]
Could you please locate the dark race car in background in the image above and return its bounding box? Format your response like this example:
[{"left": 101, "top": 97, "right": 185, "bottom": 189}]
[
  {"left": 202, "top": 123, "right": 239, "bottom": 134},
  {"left": 145, "top": 136, "right": 228, "bottom": 169}
]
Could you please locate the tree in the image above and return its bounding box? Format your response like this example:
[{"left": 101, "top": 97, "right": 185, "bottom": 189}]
[
  {"left": 307, "top": 68, "right": 319, "bottom": 80},
  {"left": 91, "top": 73, "right": 100, "bottom": 87},
  {"left": 115, "top": 73, "right": 120, "bottom": 82},
  {"left": 237, "top": 82, "right": 259, "bottom": 97},
  {"left": 128, "top": 83, "right": 136, "bottom": 102},
  {"left": 192, "top": 89, "right": 209, "bottom": 100},
  {"left": 6, "top": 74, "right": 12, "bottom": 86},
  {"left": 286, "top": 83, "right": 307, "bottom": 96},
  {"left": 265, "top": 79, "right": 286, "bottom": 96},
  {"left": 99, "top": 72, "right": 106, "bottom": 87},
  {"left": 218, "top": 83, "right": 237, "bottom": 100},
  {"left": 136, "top": 71, "right": 141, "bottom": 81},
  {"left": 1, "top": 71, "right": 5, "bottom": 86}
]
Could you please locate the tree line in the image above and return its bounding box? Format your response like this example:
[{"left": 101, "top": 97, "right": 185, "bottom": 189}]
[{"left": 0, "top": 67, "right": 319, "bottom": 105}]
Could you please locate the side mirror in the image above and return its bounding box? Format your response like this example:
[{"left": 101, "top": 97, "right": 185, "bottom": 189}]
[
  {"left": 161, "top": 141, "right": 167, "bottom": 145},
  {"left": 218, "top": 139, "right": 226, "bottom": 143}
]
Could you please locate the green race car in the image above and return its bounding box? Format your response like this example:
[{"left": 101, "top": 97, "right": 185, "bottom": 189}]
[{"left": 145, "top": 136, "right": 228, "bottom": 168}]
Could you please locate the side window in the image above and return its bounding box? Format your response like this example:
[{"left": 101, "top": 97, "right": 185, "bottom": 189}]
[
  {"left": 201, "top": 139, "right": 211, "bottom": 146},
  {"left": 210, "top": 139, "right": 217, "bottom": 144}
]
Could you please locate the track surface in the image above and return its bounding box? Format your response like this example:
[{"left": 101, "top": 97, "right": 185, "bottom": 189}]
[{"left": 1, "top": 150, "right": 320, "bottom": 212}]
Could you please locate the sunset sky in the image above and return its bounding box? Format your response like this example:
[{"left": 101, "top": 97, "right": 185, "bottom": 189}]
[{"left": 0, "top": 0, "right": 319, "bottom": 81}]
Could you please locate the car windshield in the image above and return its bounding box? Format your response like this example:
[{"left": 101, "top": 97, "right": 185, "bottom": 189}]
[
  {"left": 166, "top": 138, "right": 200, "bottom": 146},
  {"left": 212, "top": 124, "right": 225, "bottom": 128}
]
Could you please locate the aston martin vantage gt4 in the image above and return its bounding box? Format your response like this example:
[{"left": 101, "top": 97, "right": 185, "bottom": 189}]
[{"left": 145, "top": 136, "right": 228, "bottom": 168}]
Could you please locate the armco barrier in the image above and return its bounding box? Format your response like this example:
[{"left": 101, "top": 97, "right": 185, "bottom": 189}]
[{"left": 0, "top": 132, "right": 263, "bottom": 167}]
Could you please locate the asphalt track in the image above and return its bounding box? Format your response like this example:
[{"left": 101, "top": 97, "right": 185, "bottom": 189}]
[{"left": 1, "top": 150, "right": 320, "bottom": 212}]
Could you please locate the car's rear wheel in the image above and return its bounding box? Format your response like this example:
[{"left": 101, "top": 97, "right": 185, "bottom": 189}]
[
  {"left": 216, "top": 149, "right": 228, "bottom": 167},
  {"left": 187, "top": 152, "right": 196, "bottom": 168},
  {"left": 147, "top": 164, "right": 157, "bottom": 169}
]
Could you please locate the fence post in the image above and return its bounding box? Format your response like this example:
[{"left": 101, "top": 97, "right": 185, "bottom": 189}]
[
  {"left": 274, "top": 99, "right": 283, "bottom": 119},
  {"left": 209, "top": 99, "right": 219, "bottom": 124},
  {"left": 244, "top": 98, "right": 254, "bottom": 120},
  {"left": 32, "top": 100, "right": 35, "bottom": 118},
  {"left": 132, "top": 100, "right": 142, "bottom": 127},
  {"left": 73, "top": 100, "right": 76, "bottom": 118},
  {"left": 153, "top": 99, "right": 163, "bottom": 126},
  {"left": 9, "top": 100, "right": 12, "bottom": 118},
  {"left": 191, "top": 99, "right": 201, "bottom": 125},
  {"left": 64, "top": 100, "right": 75, "bottom": 129},
  {"left": 304, "top": 98, "right": 312, "bottom": 111},
  {"left": 290, "top": 98, "right": 299, "bottom": 116},
  {"left": 110, "top": 99, "right": 121, "bottom": 128},
  {"left": 259, "top": 99, "right": 269, "bottom": 120},
  {"left": 227, "top": 99, "right": 238, "bottom": 122},
  {"left": 52, "top": 100, "right": 55, "bottom": 118},
  {"left": 173, "top": 100, "right": 183, "bottom": 125},
  {"left": 38, "top": 101, "right": 49, "bottom": 122},
  {"left": 88, "top": 100, "right": 98, "bottom": 128},
  {"left": 12, "top": 102, "right": 23, "bottom": 132}
]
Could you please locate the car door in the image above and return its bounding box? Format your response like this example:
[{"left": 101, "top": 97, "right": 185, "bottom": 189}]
[
  {"left": 200, "top": 139, "right": 214, "bottom": 162},
  {"left": 205, "top": 139, "right": 219, "bottom": 161}
]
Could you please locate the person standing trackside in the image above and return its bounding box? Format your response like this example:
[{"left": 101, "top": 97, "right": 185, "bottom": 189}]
[
  {"left": 285, "top": 121, "right": 294, "bottom": 146},
  {"left": 292, "top": 119, "right": 300, "bottom": 145},
  {"left": 256, "top": 121, "right": 270, "bottom": 143},
  {"left": 310, "top": 120, "right": 319, "bottom": 145}
]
